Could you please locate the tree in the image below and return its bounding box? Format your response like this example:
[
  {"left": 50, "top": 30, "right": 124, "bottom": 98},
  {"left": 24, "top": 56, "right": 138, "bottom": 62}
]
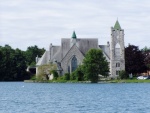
[
  {"left": 0, "top": 45, "right": 45, "bottom": 81},
  {"left": 25, "top": 45, "right": 45, "bottom": 66},
  {"left": 82, "top": 49, "right": 109, "bottom": 83},
  {"left": 12, "top": 48, "right": 30, "bottom": 80},
  {"left": 141, "top": 46, "right": 150, "bottom": 52},
  {"left": 0, "top": 45, "right": 15, "bottom": 80},
  {"left": 141, "top": 46, "right": 150, "bottom": 73},
  {"left": 0, "top": 45, "right": 30, "bottom": 81},
  {"left": 125, "top": 45, "right": 147, "bottom": 75}
]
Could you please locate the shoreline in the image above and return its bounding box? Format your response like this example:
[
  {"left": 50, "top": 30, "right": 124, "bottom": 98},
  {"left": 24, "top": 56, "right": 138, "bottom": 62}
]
[{"left": 24, "top": 79, "right": 150, "bottom": 83}]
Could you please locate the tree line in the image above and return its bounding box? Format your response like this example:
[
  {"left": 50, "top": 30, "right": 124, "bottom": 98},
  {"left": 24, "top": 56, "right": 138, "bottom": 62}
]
[
  {"left": 0, "top": 45, "right": 45, "bottom": 81},
  {"left": 0, "top": 44, "right": 150, "bottom": 81}
]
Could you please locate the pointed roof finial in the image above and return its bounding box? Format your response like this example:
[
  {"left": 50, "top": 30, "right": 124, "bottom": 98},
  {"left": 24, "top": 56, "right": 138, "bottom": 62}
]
[
  {"left": 114, "top": 20, "right": 121, "bottom": 30},
  {"left": 72, "top": 31, "right": 77, "bottom": 39}
]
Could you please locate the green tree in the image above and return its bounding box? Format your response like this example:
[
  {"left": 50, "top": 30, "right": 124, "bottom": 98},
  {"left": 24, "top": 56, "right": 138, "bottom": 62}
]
[
  {"left": 0, "top": 45, "right": 15, "bottom": 80},
  {"left": 141, "top": 46, "right": 150, "bottom": 52},
  {"left": 141, "top": 46, "right": 150, "bottom": 74},
  {"left": 0, "top": 45, "right": 30, "bottom": 81},
  {"left": 82, "top": 49, "right": 109, "bottom": 83},
  {"left": 125, "top": 45, "right": 147, "bottom": 75},
  {"left": 25, "top": 45, "right": 45, "bottom": 66},
  {"left": 12, "top": 48, "right": 30, "bottom": 80}
]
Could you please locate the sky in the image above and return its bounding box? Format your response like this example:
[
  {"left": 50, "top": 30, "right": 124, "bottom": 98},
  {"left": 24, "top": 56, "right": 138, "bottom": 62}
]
[{"left": 0, "top": 0, "right": 150, "bottom": 50}]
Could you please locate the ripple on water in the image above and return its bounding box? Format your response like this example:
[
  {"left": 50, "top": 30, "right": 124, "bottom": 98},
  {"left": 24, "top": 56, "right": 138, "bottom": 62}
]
[{"left": 0, "top": 82, "right": 150, "bottom": 113}]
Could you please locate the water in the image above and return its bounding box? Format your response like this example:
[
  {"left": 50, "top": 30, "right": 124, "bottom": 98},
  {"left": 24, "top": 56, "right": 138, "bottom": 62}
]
[{"left": 0, "top": 82, "right": 150, "bottom": 113}]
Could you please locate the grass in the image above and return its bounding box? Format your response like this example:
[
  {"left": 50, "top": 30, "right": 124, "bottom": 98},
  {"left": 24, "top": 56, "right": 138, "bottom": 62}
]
[
  {"left": 26, "top": 75, "right": 150, "bottom": 83},
  {"left": 108, "top": 79, "right": 150, "bottom": 83}
]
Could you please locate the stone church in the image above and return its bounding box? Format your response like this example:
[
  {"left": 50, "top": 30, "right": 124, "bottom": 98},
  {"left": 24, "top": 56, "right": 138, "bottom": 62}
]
[{"left": 36, "top": 20, "right": 125, "bottom": 78}]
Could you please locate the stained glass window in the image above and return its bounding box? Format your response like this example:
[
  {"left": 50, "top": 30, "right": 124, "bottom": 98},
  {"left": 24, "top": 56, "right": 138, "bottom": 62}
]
[{"left": 71, "top": 56, "right": 77, "bottom": 72}]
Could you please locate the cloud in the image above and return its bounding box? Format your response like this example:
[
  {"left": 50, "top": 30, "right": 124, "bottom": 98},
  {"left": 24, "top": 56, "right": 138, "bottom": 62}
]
[{"left": 0, "top": 0, "right": 150, "bottom": 50}]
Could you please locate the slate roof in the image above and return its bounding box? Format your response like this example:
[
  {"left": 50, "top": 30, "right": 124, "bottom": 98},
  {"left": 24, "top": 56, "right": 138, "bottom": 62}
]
[
  {"left": 51, "top": 46, "right": 61, "bottom": 62},
  {"left": 77, "top": 38, "right": 98, "bottom": 55},
  {"left": 36, "top": 38, "right": 99, "bottom": 65},
  {"left": 36, "top": 51, "right": 50, "bottom": 66},
  {"left": 99, "top": 45, "right": 110, "bottom": 60}
]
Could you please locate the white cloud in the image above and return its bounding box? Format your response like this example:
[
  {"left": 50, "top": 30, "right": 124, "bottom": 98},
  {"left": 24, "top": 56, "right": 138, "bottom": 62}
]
[{"left": 0, "top": 0, "right": 150, "bottom": 50}]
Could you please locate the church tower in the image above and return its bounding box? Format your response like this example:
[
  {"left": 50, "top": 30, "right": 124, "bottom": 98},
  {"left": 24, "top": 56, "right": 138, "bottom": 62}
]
[{"left": 110, "top": 20, "right": 125, "bottom": 77}]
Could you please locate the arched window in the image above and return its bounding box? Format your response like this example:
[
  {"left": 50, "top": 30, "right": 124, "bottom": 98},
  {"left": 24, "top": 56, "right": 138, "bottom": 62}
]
[
  {"left": 71, "top": 56, "right": 77, "bottom": 72},
  {"left": 115, "top": 43, "right": 121, "bottom": 57}
]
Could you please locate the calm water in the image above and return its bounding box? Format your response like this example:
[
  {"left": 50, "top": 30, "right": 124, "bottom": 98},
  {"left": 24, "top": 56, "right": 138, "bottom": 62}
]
[{"left": 0, "top": 82, "right": 150, "bottom": 113}]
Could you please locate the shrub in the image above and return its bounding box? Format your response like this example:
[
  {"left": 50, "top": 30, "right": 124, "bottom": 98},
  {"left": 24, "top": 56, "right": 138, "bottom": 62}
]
[
  {"left": 36, "top": 74, "right": 44, "bottom": 81},
  {"left": 51, "top": 70, "right": 59, "bottom": 80},
  {"left": 64, "top": 73, "right": 70, "bottom": 80},
  {"left": 70, "top": 66, "right": 84, "bottom": 81},
  {"left": 75, "top": 68, "right": 84, "bottom": 81},
  {"left": 70, "top": 71, "right": 76, "bottom": 80},
  {"left": 37, "top": 64, "right": 57, "bottom": 80},
  {"left": 30, "top": 75, "right": 36, "bottom": 80},
  {"left": 119, "top": 70, "right": 128, "bottom": 79}
]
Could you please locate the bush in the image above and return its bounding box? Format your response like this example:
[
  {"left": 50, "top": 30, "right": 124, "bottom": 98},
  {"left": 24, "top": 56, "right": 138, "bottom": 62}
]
[
  {"left": 70, "top": 66, "right": 84, "bottom": 81},
  {"left": 75, "top": 68, "right": 84, "bottom": 81},
  {"left": 37, "top": 64, "right": 57, "bottom": 80},
  {"left": 30, "top": 75, "right": 36, "bottom": 80},
  {"left": 70, "top": 72, "right": 76, "bottom": 80},
  {"left": 51, "top": 70, "right": 59, "bottom": 80},
  {"left": 64, "top": 73, "right": 70, "bottom": 80},
  {"left": 119, "top": 70, "right": 128, "bottom": 79},
  {"left": 36, "top": 74, "right": 44, "bottom": 81}
]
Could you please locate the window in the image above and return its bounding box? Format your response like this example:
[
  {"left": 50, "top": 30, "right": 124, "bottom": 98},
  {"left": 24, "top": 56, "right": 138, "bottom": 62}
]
[
  {"left": 71, "top": 56, "right": 77, "bottom": 72},
  {"left": 116, "top": 63, "right": 120, "bottom": 67},
  {"left": 116, "top": 71, "right": 120, "bottom": 75},
  {"left": 115, "top": 43, "right": 121, "bottom": 57}
]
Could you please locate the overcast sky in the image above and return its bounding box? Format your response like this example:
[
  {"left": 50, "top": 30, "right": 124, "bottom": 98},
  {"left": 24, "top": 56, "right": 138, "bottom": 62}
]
[{"left": 0, "top": 0, "right": 150, "bottom": 50}]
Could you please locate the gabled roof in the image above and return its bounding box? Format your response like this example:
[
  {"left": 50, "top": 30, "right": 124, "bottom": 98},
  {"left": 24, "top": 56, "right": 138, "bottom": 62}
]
[
  {"left": 114, "top": 20, "right": 121, "bottom": 30},
  {"left": 77, "top": 38, "right": 98, "bottom": 55},
  {"left": 99, "top": 45, "right": 110, "bottom": 61},
  {"left": 61, "top": 44, "right": 84, "bottom": 62},
  {"left": 51, "top": 46, "right": 61, "bottom": 62},
  {"left": 72, "top": 31, "right": 77, "bottom": 39},
  {"left": 36, "top": 51, "right": 50, "bottom": 66}
]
